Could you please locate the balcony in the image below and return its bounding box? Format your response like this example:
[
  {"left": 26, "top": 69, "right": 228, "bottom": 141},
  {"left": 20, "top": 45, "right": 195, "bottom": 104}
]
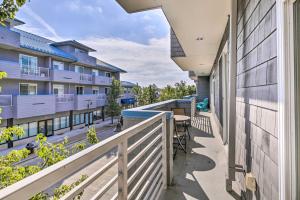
[
  {"left": 51, "top": 69, "right": 81, "bottom": 83},
  {"left": 0, "top": 97, "right": 234, "bottom": 199},
  {"left": 56, "top": 94, "right": 75, "bottom": 112},
  {"left": 79, "top": 73, "right": 93, "bottom": 84},
  {"left": 75, "top": 94, "right": 98, "bottom": 110},
  {"left": 96, "top": 94, "right": 107, "bottom": 107},
  {"left": 0, "top": 60, "right": 21, "bottom": 79},
  {"left": 0, "top": 95, "right": 13, "bottom": 119},
  {"left": 21, "top": 67, "right": 51, "bottom": 81},
  {"left": 0, "top": 61, "right": 51, "bottom": 81},
  {"left": 13, "top": 95, "right": 56, "bottom": 119},
  {"left": 93, "top": 75, "right": 112, "bottom": 86}
]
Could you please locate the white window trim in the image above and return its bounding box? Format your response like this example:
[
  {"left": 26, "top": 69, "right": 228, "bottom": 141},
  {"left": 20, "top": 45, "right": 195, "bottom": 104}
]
[
  {"left": 75, "top": 85, "right": 85, "bottom": 95},
  {"left": 53, "top": 84, "right": 65, "bottom": 95},
  {"left": 52, "top": 60, "right": 64, "bottom": 71},
  {"left": 19, "top": 83, "right": 38, "bottom": 95},
  {"left": 277, "top": 0, "right": 297, "bottom": 199},
  {"left": 105, "top": 72, "right": 111, "bottom": 77},
  {"left": 19, "top": 54, "right": 38, "bottom": 68}
]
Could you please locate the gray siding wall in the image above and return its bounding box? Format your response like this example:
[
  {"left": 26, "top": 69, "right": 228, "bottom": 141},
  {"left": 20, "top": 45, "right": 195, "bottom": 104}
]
[
  {"left": 236, "top": 0, "right": 278, "bottom": 199},
  {"left": 170, "top": 28, "right": 185, "bottom": 57},
  {"left": 196, "top": 76, "right": 210, "bottom": 102}
]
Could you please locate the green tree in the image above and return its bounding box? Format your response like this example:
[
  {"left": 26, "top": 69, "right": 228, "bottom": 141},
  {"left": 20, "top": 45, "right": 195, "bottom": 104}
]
[
  {"left": 86, "top": 126, "right": 99, "bottom": 144},
  {"left": 0, "top": 0, "right": 27, "bottom": 24},
  {"left": 106, "top": 79, "right": 122, "bottom": 124},
  {"left": 159, "top": 85, "right": 176, "bottom": 101}
]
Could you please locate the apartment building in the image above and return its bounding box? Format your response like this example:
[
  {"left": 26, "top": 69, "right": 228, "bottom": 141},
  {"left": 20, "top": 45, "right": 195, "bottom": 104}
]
[
  {"left": 0, "top": 19, "right": 126, "bottom": 147},
  {"left": 120, "top": 81, "right": 136, "bottom": 107}
]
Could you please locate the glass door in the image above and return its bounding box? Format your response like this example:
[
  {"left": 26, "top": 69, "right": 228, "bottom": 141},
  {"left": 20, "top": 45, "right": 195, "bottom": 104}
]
[
  {"left": 85, "top": 113, "right": 89, "bottom": 126},
  {"left": 38, "top": 121, "right": 46, "bottom": 135},
  {"left": 47, "top": 119, "right": 53, "bottom": 136}
]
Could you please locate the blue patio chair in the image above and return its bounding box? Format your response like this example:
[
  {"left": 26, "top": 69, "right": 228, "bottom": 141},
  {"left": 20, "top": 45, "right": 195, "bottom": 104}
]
[{"left": 196, "top": 98, "right": 209, "bottom": 112}]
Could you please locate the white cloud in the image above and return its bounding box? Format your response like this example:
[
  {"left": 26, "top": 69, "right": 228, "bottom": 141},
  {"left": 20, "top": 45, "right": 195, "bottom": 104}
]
[
  {"left": 67, "top": 0, "right": 103, "bottom": 15},
  {"left": 80, "top": 36, "right": 195, "bottom": 87},
  {"left": 22, "top": 6, "right": 62, "bottom": 40}
]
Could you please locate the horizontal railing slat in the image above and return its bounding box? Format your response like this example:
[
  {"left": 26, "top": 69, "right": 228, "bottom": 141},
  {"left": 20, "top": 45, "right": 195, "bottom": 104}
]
[
  {"left": 61, "top": 157, "right": 118, "bottom": 200},
  {"left": 127, "top": 134, "right": 162, "bottom": 170},
  {"left": 151, "top": 179, "right": 163, "bottom": 200},
  {"left": 136, "top": 165, "right": 162, "bottom": 200},
  {"left": 0, "top": 112, "right": 165, "bottom": 200},
  {"left": 90, "top": 175, "right": 118, "bottom": 200},
  {"left": 127, "top": 123, "right": 163, "bottom": 154},
  {"left": 128, "top": 156, "right": 162, "bottom": 200},
  {"left": 128, "top": 144, "right": 162, "bottom": 185}
]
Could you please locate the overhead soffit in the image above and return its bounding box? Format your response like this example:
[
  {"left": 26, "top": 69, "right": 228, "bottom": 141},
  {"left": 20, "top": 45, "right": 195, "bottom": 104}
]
[{"left": 116, "top": 0, "right": 230, "bottom": 76}]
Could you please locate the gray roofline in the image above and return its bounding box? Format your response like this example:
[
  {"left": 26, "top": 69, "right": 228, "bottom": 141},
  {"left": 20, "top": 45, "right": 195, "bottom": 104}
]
[{"left": 52, "top": 40, "right": 96, "bottom": 52}]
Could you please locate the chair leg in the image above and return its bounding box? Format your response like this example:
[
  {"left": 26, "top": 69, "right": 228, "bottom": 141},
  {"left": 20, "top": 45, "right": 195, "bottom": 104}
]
[{"left": 178, "top": 136, "right": 187, "bottom": 153}]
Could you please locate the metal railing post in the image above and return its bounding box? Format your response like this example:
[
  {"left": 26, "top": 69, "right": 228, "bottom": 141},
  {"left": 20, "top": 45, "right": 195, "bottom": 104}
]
[
  {"left": 118, "top": 139, "right": 128, "bottom": 200},
  {"left": 161, "top": 113, "right": 167, "bottom": 189}
]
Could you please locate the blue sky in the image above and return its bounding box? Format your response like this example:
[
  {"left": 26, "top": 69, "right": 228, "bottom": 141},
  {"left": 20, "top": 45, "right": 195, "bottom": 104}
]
[{"left": 15, "top": 0, "right": 194, "bottom": 87}]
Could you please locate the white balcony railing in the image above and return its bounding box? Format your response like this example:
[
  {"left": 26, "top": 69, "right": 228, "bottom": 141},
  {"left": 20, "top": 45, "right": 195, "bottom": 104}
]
[
  {"left": 0, "top": 95, "right": 12, "bottom": 107},
  {"left": 80, "top": 73, "right": 93, "bottom": 82},
  {"left": 21, "top": 67, "right": 50, "bottom": 78},
  {"left": 0, "top": 112, "right": 167, "bottom": 200},
  {"left": 56, "top": 94, "right": 75, "bottom": 103}
]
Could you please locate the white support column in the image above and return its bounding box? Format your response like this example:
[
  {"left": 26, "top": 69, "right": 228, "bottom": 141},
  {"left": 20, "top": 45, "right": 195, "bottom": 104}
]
[
  {"left": 118, "top": 140, "right": 128, "bottom": 200},
  {"left": 277, "top": 0, "right": 297, "bottom": 199},
  {"left": 227, "top": 0, "right": 238, "bottom": 190},
  {"left": 161, "top": 113, "right": 167, "bottom": 189}
]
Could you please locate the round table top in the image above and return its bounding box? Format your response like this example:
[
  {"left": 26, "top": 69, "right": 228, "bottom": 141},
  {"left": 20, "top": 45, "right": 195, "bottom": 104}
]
[{"left": 174, "top": 115, "right": 191, "bottom": 122}]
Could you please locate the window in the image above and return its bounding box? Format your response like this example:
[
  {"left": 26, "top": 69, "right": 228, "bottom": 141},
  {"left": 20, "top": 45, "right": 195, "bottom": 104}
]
[
  {"left": 93, "top": 110, "right": 102, "bottom": 121},
  {"left": 53, "top": 84, "right": 64, "bottom": 95},
  {"left": 92, "top": 69, "right": 99, "bottom": 76},
  {"left": 20, "top": 54, "right": 38, "bottom": 74},
  {"left": 76, "top": 86, "right": 84, "bottom": 95},
  {"left": 29, "top": 122, "right": 38, "bottom": 137},
  {"left": 92, "top": 86, "right": 99, "bottom": 95},
  {"left": 80, "top": 114, "right": 85, "bottom": 124},
  {"left": 105, "top": 72, "right": 111, "bottom": 78},
  {"left": 75, "top": 66, "right": 84, "bottom": 73},
  {"left": 20, "top": 83, "right": 37, "bottom": 95},
  {"left": 54, "top": 118, "right": 60, "bottom": 130},
  {"left": 53, "top": 61, "right": 64, "bottom": 71},
  {"left": 54, "top": 116, "right": 70, "bottom": 130},
  {"left": 105, "top": 88, "right": 110, "bottom": 95},
  {"left": 19, "top": 123, "right": 29, "bottom": 139}
]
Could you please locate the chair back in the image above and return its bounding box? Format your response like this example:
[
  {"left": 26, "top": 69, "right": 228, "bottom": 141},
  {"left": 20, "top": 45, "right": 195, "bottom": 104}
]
[
  {"left": 172, "top": 108, "right": 186, "bottom": 116},
  {"left": 203, "top": 98, "right": 209, "bottom": 105}
]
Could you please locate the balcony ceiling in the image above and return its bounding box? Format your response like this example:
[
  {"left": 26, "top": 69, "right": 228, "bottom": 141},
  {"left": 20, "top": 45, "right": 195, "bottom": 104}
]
[{"left": 116, "top": 0, "right": 230, "bottom": 76}]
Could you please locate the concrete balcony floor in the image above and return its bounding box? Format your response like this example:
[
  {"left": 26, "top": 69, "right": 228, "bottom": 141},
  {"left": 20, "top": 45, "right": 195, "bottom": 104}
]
[{"left": 160, "top": 112, "right": 235, "bottom": 200}]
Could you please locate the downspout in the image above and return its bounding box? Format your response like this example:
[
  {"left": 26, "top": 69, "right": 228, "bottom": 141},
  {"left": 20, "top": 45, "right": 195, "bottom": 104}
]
[{"left": 226, "top": 0, "right": 238, "bottom": 192}]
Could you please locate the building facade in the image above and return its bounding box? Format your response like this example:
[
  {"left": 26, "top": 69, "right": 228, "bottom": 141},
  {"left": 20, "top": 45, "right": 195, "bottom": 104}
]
[
  {"left": 0, "top": 19, "right": 126, "bottom": 147},
  {"left": 120, "top": 81, "right": 136, "bottom": 107}
]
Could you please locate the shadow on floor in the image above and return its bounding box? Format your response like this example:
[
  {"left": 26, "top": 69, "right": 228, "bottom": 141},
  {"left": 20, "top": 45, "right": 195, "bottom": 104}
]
[
  {"left": 161, "top": 115, "right": 217, "bottom": 200},
  {"left": 160, "top": 114, "right": 239, "bottom": 200}
]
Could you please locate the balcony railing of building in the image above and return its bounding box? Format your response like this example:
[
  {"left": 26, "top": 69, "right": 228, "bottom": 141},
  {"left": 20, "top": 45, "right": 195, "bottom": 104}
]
[
  {"left": 0, "top": 112, "right": 167, "bottom": 200},
  {"left": 55, "top": 94, "right": 75, "bottom": 103},
  {"left": 0, "top": 95, "right": 12, "bottom": 107},
  {"left": 80, "top": 73, "right": 93, "bottom": 84},
  {"left": 21, "top": 67, "right": 50, "bottom": 78}
]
